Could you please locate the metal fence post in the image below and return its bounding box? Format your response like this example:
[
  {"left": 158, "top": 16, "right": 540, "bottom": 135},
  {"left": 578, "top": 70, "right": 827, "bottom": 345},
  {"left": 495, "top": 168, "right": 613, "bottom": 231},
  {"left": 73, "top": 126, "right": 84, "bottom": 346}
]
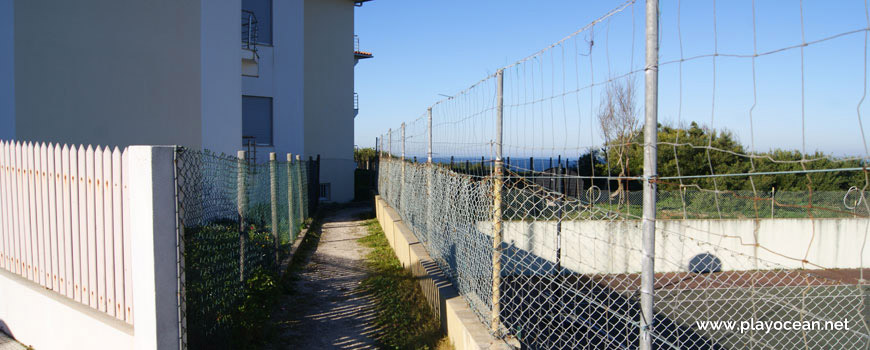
[
  {"left": 287, "top": 153, "right": 297, "bottom": 241},
  {"left": 388, "top": 128, "right": 392, "bottom": 158},
  {"left": 771, "top": 186, "right": 776, "bottom": 219},
  {"left": 427, "top": 107, "right": 433, "bottom": 164},
  {"left": 401, "top": 122, "right": 406, "bottom": 206},
  {"left": 491, "top": 68, "right": 505, "bottom": 334},
  {"left": 269, "top": 152, "right": 279, "bottom": 266},
  {"left": 296, "top": 155, "right": 305, "bottom": 221},
  {"left": 640, "top": 0, "right": 659, "bottom": 349},
  {"left": 236, "top": 150, "right": 247, "bottom": 282}
]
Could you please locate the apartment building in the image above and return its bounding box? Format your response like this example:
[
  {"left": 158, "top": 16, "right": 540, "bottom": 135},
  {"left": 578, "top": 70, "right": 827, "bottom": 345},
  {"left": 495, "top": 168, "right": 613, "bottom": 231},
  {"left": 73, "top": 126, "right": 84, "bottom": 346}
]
[{"left": 0, "top": 0, "right": 371, "bottom": 202}]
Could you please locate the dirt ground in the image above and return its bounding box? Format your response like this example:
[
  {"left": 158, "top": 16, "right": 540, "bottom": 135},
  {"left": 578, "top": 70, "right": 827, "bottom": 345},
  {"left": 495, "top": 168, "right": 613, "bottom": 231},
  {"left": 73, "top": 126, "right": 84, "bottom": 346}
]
[{"left": 270, "top": 205, "right": 381, "bottom": 350}]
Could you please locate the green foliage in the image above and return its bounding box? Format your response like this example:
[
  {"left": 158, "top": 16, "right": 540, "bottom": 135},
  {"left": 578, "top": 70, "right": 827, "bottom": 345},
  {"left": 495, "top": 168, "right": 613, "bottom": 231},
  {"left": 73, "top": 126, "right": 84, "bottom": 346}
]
[
  {"left": 232, "top": 268, "right": 281, "bottom": 346},
  {"left": 590, "top": 121, "right": 864, "bottom": 191},
  {"left": 359, "top": 219, "right": 453, "bottom": 350},
  {"left": 185, "top": 222, "right": 281, "bottom": 349},
  {"left": 355, "top": 147, "right": 378, "bottom": 164}
]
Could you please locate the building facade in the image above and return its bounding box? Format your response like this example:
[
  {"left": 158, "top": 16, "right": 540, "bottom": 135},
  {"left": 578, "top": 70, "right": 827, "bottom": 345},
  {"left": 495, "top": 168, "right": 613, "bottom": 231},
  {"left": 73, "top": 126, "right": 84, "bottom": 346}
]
[{"left": 0, "top": 0, "right": 369, "bottom": 202}]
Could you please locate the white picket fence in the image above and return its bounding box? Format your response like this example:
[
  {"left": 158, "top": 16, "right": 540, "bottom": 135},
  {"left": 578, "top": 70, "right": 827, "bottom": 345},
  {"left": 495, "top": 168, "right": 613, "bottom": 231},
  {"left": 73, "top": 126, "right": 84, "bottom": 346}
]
[{"left": 0, "top": 140, "right": 133, "bottom": 324}]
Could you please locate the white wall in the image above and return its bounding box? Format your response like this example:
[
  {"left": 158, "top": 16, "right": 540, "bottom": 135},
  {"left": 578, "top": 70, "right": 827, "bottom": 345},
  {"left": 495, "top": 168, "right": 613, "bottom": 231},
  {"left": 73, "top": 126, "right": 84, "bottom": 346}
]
[
  {"left": 272, "top": 0, "right": 306, "bottom": 161},
  {"left": 13, "top": 0, "right": 202, "bottom": 149},
  {"left": 304, "top": 0, "right": 355, "bottom": 202},
  {"left": 0, "top": 270, "right": 134, "bottom": 350},
  {"left": 0, "top": 0, "right": 12, "bottom": 140},
  {"left": 202, "top": 0, "right": 242, "bottom": 156},
  {"left": 488, "top": 218, "right": 870, "bottom": 275},
  {"left": 241, "top": 0, "right": 305, "bottom": 163},
  {"left": 0, "top": 146, "right": 181, "bottom": 350}
]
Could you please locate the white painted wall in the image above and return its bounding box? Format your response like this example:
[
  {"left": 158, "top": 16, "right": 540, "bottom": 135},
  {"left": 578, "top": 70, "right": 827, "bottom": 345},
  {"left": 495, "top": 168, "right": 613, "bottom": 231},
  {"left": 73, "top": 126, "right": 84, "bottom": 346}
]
[
  {"left": 0, "top": 270, "right": 134, "bottom": 350},
  {"left": 0, "top": 0, "right": 13, "bottom": 140},
  {"left": 13, "top": 0, "right": 202, "bottom": 149},
  {"left": 304, "top": 0, "right": 355, "bottom": 202},
  {"left": 240, "top": 0, "right": 306, "bottom": 164},
  {"left": 486, "top": 218, "right": 870, "bottom": 275},
  {"left": 202, "top": 0, "right": 242, "bottom": 156},
  {"left": 0, "top": 146, "right": 181, "bottom": 350},
  {"left": 272, "top": 0, "right": 306, "bottom": 161}
]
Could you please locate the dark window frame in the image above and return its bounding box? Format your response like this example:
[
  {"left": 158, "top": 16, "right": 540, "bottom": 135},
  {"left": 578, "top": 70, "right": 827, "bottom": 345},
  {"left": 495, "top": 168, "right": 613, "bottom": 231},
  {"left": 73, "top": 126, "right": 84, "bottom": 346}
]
[{"left": 242, "top": 95, "right": 274, "bottom": 146}]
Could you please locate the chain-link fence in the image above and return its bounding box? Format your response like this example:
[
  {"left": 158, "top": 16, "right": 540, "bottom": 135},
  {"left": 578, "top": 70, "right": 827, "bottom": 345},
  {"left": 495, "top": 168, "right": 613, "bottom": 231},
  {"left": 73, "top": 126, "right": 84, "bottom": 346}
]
[
  {"left": 379, "top": 156, "right": 870, "bottom": 350},
  {"left": 174, "top": 148, "right": 316, "bottom": 349}
]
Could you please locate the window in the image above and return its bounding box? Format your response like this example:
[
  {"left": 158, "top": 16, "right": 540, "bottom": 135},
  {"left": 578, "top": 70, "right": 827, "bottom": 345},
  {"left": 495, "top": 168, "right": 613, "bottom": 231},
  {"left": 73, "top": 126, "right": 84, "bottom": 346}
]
[
  {"left": 242, "top": 96, "right": 273, "bottom": 146},
  {"left": 242, "top": 0, "right": 272, "bottom": 45}
]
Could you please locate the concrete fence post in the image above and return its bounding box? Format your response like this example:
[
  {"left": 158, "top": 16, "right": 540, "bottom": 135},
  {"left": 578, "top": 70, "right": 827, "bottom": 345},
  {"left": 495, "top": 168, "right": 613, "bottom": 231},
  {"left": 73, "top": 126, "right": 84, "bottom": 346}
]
[
  {"left": 269, "top": 152, "right": 279, "bottom": 266},
  {"left": 237, "top": 150, "right": 247, "bottom": 282},
  {"left": 127, "top": 146, "right": 182, "bottom": 350},
  {"left": 491, "top": 68, "right": 504, "bottom": 334},
  {"left": 287, "top": 153, "right": 297, "bottom": 241}
]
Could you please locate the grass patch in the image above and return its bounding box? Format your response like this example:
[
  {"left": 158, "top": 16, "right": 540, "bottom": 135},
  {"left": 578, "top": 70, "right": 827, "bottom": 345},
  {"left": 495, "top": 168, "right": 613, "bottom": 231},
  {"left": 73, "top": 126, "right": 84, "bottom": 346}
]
[{"left": 358, "top": 218, "right": 454, "bottom": 350}]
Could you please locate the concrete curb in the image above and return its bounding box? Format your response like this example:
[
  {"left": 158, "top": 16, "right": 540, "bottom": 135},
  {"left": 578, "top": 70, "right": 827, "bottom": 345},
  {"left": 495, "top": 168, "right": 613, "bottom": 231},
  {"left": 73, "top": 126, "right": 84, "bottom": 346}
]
[
  {"left": 374, "top": 196, "right": 513, "bottom": 350},
  {"left": 278, "top": 216, "right": 316, "bottom": 276}
]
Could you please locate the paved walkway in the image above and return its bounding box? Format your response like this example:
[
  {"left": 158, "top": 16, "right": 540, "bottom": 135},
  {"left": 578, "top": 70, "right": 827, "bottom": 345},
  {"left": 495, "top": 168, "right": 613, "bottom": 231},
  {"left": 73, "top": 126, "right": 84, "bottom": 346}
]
[
  {"left": 271, "top": 205, "right": 380, "bottom": 350},
  {"left": 0, "top": 331, "right": 26, "bottom": 350}
]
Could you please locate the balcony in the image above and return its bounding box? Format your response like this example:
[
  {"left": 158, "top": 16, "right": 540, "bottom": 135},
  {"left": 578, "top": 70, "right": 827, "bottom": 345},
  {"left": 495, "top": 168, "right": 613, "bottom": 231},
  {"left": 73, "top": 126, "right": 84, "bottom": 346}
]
[
  {"left": 353, "top": 92, "right": 359, "bottom": 118},
  {"left": 241, "top": 10, "right": 259, "bottom": 77},
  {"left": 242, "top": 10, "right": 259, "bottom": 52},
  {"left": 354, "top": 35, "right": 373, "bottom": 61}
]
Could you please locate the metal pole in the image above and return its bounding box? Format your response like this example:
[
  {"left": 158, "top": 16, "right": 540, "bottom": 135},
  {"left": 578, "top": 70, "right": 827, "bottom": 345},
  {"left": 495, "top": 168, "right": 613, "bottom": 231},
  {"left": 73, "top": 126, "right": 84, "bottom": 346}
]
[
  {"left": 401, "top": 123, "right": 406, "bottom": 204},
  {"left": 640, "top": 0, "right": 659, "bottom": 349},
  {"left": 491, "top": 69, "right": 505, "bottom": 334},
  {"left": 388, "top": 128, "right": 392, "bottom": 158},
  {"left": 237, "top": 150, "right": 248, "bottom": 282},
  {"left": 428, "top": 107, "right": 433, "bottom": 163},
  {"left": 296, "top": 155, "right": 304, "bottom": 221},
  {"left": 771, "top": 187, "right": 775, "bottom": 219},
  {"left": 269, "top": 152, "right": 279, "bottom": 266},
  {"left": 556, "top": 160, "right": 563, "bottom": 271},
  {"left": 287, "top": 153, "right": 297, "bottom": 241}
]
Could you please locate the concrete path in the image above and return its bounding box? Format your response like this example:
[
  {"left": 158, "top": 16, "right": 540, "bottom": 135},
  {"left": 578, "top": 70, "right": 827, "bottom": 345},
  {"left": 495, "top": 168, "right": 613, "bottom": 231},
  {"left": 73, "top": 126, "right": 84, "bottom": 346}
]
[
  {"left": 0, "top": 331, "right": 26, "bottom": 350},
  {"left": 271, "top": 205, "right": 380, "bottom": 350}
]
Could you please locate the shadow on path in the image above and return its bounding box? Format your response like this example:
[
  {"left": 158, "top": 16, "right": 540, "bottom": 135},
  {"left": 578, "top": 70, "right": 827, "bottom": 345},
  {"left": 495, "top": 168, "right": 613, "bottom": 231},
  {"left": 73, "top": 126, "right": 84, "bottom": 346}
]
[{"left": 270, "top": 205, "right": 381, "bottom": 350}]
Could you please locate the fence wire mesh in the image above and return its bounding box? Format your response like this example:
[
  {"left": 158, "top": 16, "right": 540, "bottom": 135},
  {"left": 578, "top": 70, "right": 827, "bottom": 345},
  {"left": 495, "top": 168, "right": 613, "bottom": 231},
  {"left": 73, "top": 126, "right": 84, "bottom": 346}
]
[
  {"left": 174, "top": 148, "right": 313, "bottom": 349},
  {"left": 375, "top": 0, "right": 870, "bottom": 348}
]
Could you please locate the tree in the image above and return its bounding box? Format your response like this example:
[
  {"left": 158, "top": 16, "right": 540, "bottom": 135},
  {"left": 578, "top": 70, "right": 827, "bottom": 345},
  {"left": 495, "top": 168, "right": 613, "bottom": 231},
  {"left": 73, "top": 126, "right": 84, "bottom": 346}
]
[
  {"left": 597, "top": 78, "right": 640, "bottom": 204},
  {"left": 354, "top": 147, "right": 377, "bottom": 169}
]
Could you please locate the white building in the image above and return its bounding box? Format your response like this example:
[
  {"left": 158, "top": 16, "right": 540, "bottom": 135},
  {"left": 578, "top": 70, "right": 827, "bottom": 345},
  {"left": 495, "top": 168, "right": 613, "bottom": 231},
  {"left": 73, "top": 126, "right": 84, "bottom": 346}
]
[{"left": 0, "top": 0, "right": 371, "bottom": 202}]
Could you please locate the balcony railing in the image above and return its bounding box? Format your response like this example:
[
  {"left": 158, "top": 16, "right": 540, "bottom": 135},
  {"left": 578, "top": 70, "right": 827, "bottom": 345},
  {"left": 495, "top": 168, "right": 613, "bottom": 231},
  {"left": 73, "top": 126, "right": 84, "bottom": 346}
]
[
  {"left": 354, "top": 35, "right": 373, "bottom": 58},
  {"left": 242, "top": 10, "right": 259, "bottom": 51},
  {"left": 354, "top": 92, "right": 360, "bottom": 111}
]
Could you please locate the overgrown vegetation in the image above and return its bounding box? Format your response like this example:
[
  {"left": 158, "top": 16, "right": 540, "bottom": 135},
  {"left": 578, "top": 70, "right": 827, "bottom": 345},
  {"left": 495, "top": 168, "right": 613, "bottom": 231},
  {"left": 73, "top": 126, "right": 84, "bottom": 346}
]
[
  {"left": 358, "top": 218, "right": 453, "bottom": 350},
  {"left": 185, "top": 223, "right": 283, "bottom": 349}
]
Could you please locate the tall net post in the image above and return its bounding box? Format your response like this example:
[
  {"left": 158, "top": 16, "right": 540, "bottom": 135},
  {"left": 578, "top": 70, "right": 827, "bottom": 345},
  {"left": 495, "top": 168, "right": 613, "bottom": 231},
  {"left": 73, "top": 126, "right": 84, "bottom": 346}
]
[
  {"left": 295, "top": 154, "right": 304, "bottom": 221},
  {"left": 269, "top": 152, "right": 279, "bottom": 266},
  {"left": 427, "top": 107, "right": 433, "bottom": 164},
  {"left": 236, "top": 150, "right": 247, "bottom": 282},
  {"left": 640, "top": 0, "right": 659, "bottom": 349},
  {"left": 491, "top": 68, "right": 505, "bottom": 334},
  {"left": 286, "top": 153, "right": 296, "bottom": 241},
  {"left": 401, "top": 123, "right": 406, "bottom": 202}
]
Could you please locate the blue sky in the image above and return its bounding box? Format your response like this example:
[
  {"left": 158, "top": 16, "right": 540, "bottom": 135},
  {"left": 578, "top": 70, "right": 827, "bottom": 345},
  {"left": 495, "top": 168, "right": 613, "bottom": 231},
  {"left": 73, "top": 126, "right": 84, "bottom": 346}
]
[{"left": 354, "top": 0, "right": 870, "bottom": 159}]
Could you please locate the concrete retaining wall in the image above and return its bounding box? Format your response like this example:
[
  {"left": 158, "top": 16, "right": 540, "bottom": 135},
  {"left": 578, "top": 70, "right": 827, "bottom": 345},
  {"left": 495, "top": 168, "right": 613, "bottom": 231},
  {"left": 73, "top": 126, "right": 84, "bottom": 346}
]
[
  {"left": 484, "top": 217, "right": 870, "bottom": 274},
  {"left": 375, "top": 196, "right": 510, "bottom": 350}
]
